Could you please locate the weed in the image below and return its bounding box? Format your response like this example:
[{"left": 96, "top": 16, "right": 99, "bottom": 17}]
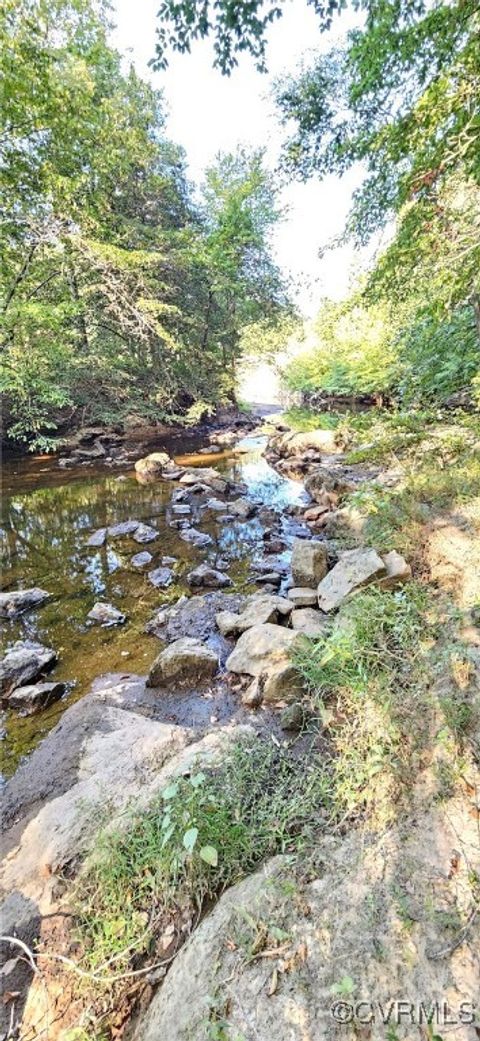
[{"left": 74, "top": 737, "right": 332, "bottom": 980}]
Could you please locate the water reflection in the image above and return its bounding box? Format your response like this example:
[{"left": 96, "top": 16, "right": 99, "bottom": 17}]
[{"left": 0, "top": 436, "right": 306, "bottom": 776}]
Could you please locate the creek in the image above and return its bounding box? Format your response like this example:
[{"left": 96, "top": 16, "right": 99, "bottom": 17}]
[{"left": 1, "top": 428, "right": 308, "bottom": 779}]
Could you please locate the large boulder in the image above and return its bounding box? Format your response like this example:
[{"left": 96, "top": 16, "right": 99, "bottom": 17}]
[
  {"left": 229, "top": 497, "right": 256, "bottom": 519},
  {"left": 287, "top": 587, "right": 318, "bottom": 607},
  {"left": 317, "top": 547, "right": 386, "bottom": 612},
  {"left": 291, "top": 538, "right": 328, "bottom": 588},
  {"left": 0, "top": 641, "right": 57, "bottom": 698},
  {"left": 304, "top": 461, "right": 373, "bottom": 500},
  {"left": 146, "top": 592, "right": 246, "bottom": 644},
  {"left": 187, "top": 564, "right": 232, "bottom": 589},
  {"left": 262, "top": 662, "right": 305, "bottom": 704},
  {"left": 378, "top": 550, "right": 412, "bottom": 589},
  {"left": 0, "top": 587, "right": 50, "bottom": 619},
  {"left": 269, "top": 428, "right": 341, "bottom": 459},
  {"left": 226, "top": 623, "right": 301, "bottom": 678},
  {"left": 216, "top": 595, "right": 294, "bottom": 636},
  {"left": 147, "top": 638, "right": 218, "bottom": 687},
  {"left": 135, "top": 452, "right": 171, "bottom": 479}
]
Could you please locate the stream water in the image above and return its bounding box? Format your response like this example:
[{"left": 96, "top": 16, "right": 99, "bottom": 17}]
[{"left": 1, "top": 430, "right": 308, "bottom": 779}]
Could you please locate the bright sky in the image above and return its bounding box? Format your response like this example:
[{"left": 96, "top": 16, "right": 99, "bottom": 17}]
[{"left": 112, "top": 0, "right": 369, "bottom": 317}]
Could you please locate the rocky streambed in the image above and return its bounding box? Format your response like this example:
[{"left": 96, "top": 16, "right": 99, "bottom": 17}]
[{"left": 2, "top": 412, "right": 478, "bottom": 1041}]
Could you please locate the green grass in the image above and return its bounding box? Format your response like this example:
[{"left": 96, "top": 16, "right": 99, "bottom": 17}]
[
  {"left": 74, "top": 737, "right": 332, "bottom": 980},
  {"left": 294, "top": 584, "right": 435, "bottom": 821},
  {"left": 282, "top": 406, "right": 342, "bottom": 432}
]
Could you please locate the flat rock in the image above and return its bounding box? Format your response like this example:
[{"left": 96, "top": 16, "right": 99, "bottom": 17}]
[
  {"left": 147, "top": 638, "right": 218, "bottom": 687},
  {"left": 205, "top": 498, "right": 227, "bottom": 511},
  {"left": 87, "top": 602, "right": 126, "bottom": 626},
  {"left": 171, "top": 504, "right": 191, "bottom": 515},
  {"left": 179, "top": 527, "right": 213, "bottom": 548},
  {"left": 290, "top": 607, "right": 329, "bottom": 638},
  {"left": 254, "top": 571, "right": 281, "bottom": 586},
  {"left": 0, "top": 588, "right": 50, "bottom": 619},
  {"left": 8, "top": 681, "right": 66, "bottom": 715},
  {"left": 288, "top": 587, "right": 318, "bottom": 607},
  {"left": 216, "top": 595, "right": 294, "bottom": 636},
  {"left": 146, "top": 592, "right": 246, "bottom": 642},
  {"left": 180, "top": 468, "right": 228, "bottom": 494},
  {"left": 0, "top": 641, "right": 57, "bottom": 697},
  {"left": 187, "top": 565, "right": 232, "bottom": 589},
  {"left": 86, "top": 528, "right": 107, "bottom": 548},
  {"left": 226, "top": 623, "right": 301, "bottom": 678},
  {"left": 132, "top": 523, "right": 158, "bottom": 544},
  {"left": 148, "top": 567, "right": 174, "bottom": 589},
  {"left": 317, "top": 547, "right": 386, "bottom": 612},
  {"left": 108, "top": 519, "right": 139, "bottom": 538},
  {"left": 291, "top": 538, "right": 328, "bottom": 588},
  {"left": 131, "top": 551, "right": 153, "bottom": 568}
]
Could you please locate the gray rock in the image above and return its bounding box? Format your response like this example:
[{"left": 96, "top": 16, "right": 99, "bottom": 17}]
[
  {"left": 216, "top": 595, "right": 294, "bottom": 637},
  {"left": 241, "top": 677, "right": 263, "bottom": 708},
  {"left": 171, "top": 504, "right": 191, "bottom": 515},
  {"left": 288, "top": 587, "right": 318, "bottom": 607},
  {"left": 187, "top": 564, "right": 232, "bottom": 589},
  {"left": 254, "top": 571, "right": 281, "bottom": 586},
  {"left": 180, "top": 527, "right": 213, "bottom": 548},
  {"left": 291, "top": 538, "right": 328, "bottom": 588},
  {"left": 205, "top": 498, "right": 226, "bottom": 511},
  {"left": 0, "top": 588, "right": 50, "bottom": 619},
  {"left": 317, "top": 547, "right": 386, "bottom": 612},
  {"left": 0, "top": 641, "right": 57, "bottom": 697},
  {"left": 133, "top": 523, "right": 158, "bottom": 544},
  {"left": 230, "top": 497, "right": 256, "bottom": 519},
  {"left": 180, "top": 468, "right": 228, "bottom": 494},
  {"left": 290, "top": 607, "right": 329, "bottom": 638},
  {"left": 87, "top": 602, "right": 126, "bottom": 626},
  {"left": 148, "top": 567, "right": 174, "bottom": 589},
  {"left": 280, "top": 702, "right": 306, "bottom": 730},
  {"left": 146, "top": 592, "right": 246, "bottom": 642},
  {"left": 131, "top": 551, "right": 153, "bottom": 568},
  {"left": 147, "top": 638, "right": 218, "bottom": 687},
  {"left": 86, "top": 528, "right": 107, "bottom": 548},
  {"left": 162, "top": 555, "right": 178, "bottom": 565},
  {"left": 108, "top": 520, "right": 139, "bottom": 538},
  {"left": 226, "top": 623, "right": 301, "bottom": 678},
  {"left": 8, "top": 681, "right": 66, "bottom": 715}
]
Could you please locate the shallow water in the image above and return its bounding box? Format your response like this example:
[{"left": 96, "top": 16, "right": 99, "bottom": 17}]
[{"left": 1, "top": 433, "right": 306, "bottom": 777}]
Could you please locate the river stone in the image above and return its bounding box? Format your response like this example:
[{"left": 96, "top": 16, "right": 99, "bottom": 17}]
[
  {"left": 290, "top": 607, "right": 329, "bottom": 638},
  {"left": 230, "top": 497, "right": 256, "bottom": 519},
  {"left": 288, "top": 587, "right": 318, "bottom": 607},
  {"left": 134, "top": 452, "right": 171, "bottom": 478},
  {"left": 147, "top": 592, "right": 246, "bottom": 642},
  {"left": 8, "top": 681, "right": 66, "bottom": 715},
  {"left": 147, "top": 638, "right": 218, "bottom": 687},
  {"left": 378, "top": 550, "right": 412, "bottom": 589},
  {"left": 262, "top": 662, "right": 305, "bottom": 704},
  {"left": 108, "top": 519, "right": 139, "bottom": 538},
  {"left": 317, "top": 547, "right": 386, "bottom": 612},
  {"left": 226, "top": 623, "right": 301, "bottom": 678},
  {"left": 180, "top": 468, "right": 228, "bottom": 494},
  {"left": 0, "top": 641, "right": 57, "bottom": 697},
  {"left": 88, "top": 602, "right": 126, "bottom": 626},
  {"left": 148, "top": 567, "right": 173, "bottom": 589},
  {"left": 172, "top": 504, "right": 191, "bottom": 515},
  {"left": 254, "top": 571, "right": 281, "bottom": 586},
  {"left": 133, "top": 523, "right": 158, "bottom": 544},
  {"left": 180, "top": 527, "right": 213, "bottom": 548},
  {"left": 205, "top": 498, "right": 226, "bottom": 511},
  {"left": 0, "top": 588, "right": 50, "bottom": 619},
  {"left": 86, "top": 527, "right": 107, "bottom": 548},
  {"left": 280, "top": 702, "right": 306, "bottom": 730},
  {"left": 187, "top": 565, "right": 232, "bottom": 589},
  {"left": 216, "top": 595, "right": 294, "bottom": 636},
  {"left": 131, "top": 551, "right": 153, "bottom": 568},
  {"left": 291, "top": 538, "right": 328, "bottom": 588}
]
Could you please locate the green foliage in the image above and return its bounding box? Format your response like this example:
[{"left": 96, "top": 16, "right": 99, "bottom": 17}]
[
  {"left": 1, "top": 2, "right": 290, "bottom": 449},
  {"left": 74, "top": 736, "right": 332, "bottom": 976}
]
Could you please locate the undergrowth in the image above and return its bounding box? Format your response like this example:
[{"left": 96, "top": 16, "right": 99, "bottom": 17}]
[
  {"left": 73, "top": 738, "right": 332, "bottom": 981},
  {"left": 295, "top": 584, "right": 435, "bottom": 822}
]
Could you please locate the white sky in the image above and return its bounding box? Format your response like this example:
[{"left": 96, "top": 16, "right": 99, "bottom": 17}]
[{"left": 112, "top": 0, "right": 370, "bottom": 317}]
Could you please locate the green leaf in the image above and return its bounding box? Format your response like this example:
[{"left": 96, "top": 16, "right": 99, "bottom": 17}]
[
  {"left": 162, "top": 783, "right": 179, "bottom": 800},
  {"left": 199, "top": 844, "right": 218, "bottom": 867},
  {"left": 182, "top": 827, "right": 199, "bottom": 853}
]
